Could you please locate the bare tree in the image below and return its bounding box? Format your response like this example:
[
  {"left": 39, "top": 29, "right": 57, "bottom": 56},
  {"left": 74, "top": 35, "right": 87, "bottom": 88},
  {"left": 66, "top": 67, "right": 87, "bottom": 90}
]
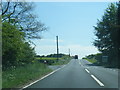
[{"left": 1, "top": 1, "right": 47, "bottom": 39}]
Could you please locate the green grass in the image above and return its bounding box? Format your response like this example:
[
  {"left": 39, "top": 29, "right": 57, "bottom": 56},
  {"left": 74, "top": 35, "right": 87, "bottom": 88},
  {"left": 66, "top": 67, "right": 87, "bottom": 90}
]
[
  {"left": 2, "top": 57, "right": 71, "bottom": 88},
  {"left": 36, "top": 57, "right": 71, "bottom": 65},
  {"left": 36, "top": 57, "right": 60, "bottom": 60},
  {"left": 52, "top": 58, "right": 71, "bottom": 65},
  {"left": 2, "top": 62, "right": 52, "bottom": 88},
  {"left": 85, "top": 58, "right": 97, "bottom": 63}
]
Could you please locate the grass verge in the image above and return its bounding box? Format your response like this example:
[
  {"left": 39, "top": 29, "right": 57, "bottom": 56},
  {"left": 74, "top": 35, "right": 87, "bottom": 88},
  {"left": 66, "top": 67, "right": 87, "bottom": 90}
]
[
  {"left": 52, "top": 59, "right": 71, "bottom": 65},
  {"left": 85, "top": 58, "right": 97, "bottom": 63},
  {"left": 2, "top": 62, "right": 52, "bottom": 88},
  {"left": 36, "top": 57, "right": 58, "bottom": 60}
]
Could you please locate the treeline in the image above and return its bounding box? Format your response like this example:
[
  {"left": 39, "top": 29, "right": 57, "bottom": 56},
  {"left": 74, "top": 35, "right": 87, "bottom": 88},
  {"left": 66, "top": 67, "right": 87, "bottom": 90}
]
[
  {"left": 36, "top": 53, "right": 69, "bottom": 58},
  {"left": 2, "top": 1, "right": 47, "bottom": 70},
  {"left": 90, "top": 2, "right": 120, "bottom": 68},
  {"left": 36, "top": 54, "right": 71, "bottom": 65}
]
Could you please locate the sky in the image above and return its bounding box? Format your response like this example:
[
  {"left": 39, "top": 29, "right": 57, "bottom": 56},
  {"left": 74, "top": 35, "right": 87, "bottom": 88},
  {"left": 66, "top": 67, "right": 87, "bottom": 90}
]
[{"left": 32, "top": 2, "right": 114, "bottom": 59}]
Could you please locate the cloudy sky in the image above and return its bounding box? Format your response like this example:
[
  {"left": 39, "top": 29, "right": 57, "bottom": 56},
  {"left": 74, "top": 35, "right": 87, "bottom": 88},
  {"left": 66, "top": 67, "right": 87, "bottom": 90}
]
[{"left": 32, "top": 2, "right": 116, "bottom": 58}]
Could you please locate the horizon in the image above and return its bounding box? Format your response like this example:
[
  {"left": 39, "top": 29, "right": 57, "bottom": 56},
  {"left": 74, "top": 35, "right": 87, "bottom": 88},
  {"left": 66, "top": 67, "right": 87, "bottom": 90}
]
[{"left": 32, "top": 2, "right": 114, "bottom": 59}]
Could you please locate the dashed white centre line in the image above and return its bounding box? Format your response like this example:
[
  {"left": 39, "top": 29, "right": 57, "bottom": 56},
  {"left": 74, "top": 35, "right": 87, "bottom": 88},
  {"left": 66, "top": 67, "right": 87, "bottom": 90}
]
[
  {"left": 85, "top": 69, "right": 90, "bottom": 73},
  {"left": 91, "top": 75, "right": 104, "bottom": 87}
]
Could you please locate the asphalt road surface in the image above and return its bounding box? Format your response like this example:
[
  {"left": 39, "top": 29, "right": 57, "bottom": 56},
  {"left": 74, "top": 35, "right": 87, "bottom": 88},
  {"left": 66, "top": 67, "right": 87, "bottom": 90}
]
[{"left": 24, "top": 59, "right": 118, "bottom": 88}]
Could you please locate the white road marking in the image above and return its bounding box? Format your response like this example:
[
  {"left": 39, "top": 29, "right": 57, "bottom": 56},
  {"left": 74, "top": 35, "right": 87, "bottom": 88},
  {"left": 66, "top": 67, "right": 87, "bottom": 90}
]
[
  {"left": 79, "top": 60, "right": 83, "bottom": 66},
  {"left": 91, "top": 75, "right": 104, "bottom": 87},
  {"left": 21, "top": 65, "right": 66, "bottom": 89},
  {"left": 85, "top": 69, "right": 90, "bottom": 73},
  {"left": 61, "top": 65, "right": 66, "bottom": 69},
  {"left": 68, "top": 60, "right": 71, "bottom": 64}
]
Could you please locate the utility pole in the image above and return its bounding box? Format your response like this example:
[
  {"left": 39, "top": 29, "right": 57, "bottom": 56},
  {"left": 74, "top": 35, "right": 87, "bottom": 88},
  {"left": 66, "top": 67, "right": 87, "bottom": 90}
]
[
  {"left": 56, "top": 36, "right": 59, "bottom": 61},
  {"left": 69, "top": 48, "right": 70, "bottom": 57}
]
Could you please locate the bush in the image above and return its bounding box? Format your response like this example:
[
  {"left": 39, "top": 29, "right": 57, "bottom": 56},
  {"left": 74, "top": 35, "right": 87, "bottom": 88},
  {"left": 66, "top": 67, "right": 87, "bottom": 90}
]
[{"left": 2, "top": 22, "right": 36, "bottom": 70}]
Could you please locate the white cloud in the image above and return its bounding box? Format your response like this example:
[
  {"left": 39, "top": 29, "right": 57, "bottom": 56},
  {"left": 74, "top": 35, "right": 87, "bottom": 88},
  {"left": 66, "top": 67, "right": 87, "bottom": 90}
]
[
  {"left": 33, "top": 38, "right": 64, "bottom": 44},
  {"left": 35, "top": 44, "right": 99, "bottom": 59},
  {"left": 35, "top": 45, "right": 56, "bottom": 55},
  {"left": 41, "top": 39, "right": 64, "bottom": 43}
]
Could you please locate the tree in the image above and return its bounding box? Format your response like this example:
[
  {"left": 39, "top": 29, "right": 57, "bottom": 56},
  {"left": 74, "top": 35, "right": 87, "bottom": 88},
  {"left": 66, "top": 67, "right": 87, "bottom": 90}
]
[
  {"left": 2, "top": 1, "right": 47, "bottom": 39},
  {"left": 2, "top": 22, "right": 37, "bottom": 69},
  {"left": 117, "top": 1, "right": 120, "bottom": 68},
  {"left": 2, "top": 22, "right": 24, "bottom": 68},
  {"left": 93, "top": 3, "right": 119, "bottom": 67},
  {"left": 2, "top": 1, "right": 47, "bottom": 69}
]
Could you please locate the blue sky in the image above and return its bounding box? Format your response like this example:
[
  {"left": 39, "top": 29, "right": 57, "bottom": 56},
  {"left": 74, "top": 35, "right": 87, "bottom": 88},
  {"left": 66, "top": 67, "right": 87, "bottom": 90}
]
[{"left": 32, "top": 2, "right": 113, "bottom": 58}]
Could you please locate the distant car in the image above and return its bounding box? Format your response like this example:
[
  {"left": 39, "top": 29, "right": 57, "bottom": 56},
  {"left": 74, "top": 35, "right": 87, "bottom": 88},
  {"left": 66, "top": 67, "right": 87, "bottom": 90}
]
[{"left": 74, "top": 55, "right": 78, "bottom": 59}]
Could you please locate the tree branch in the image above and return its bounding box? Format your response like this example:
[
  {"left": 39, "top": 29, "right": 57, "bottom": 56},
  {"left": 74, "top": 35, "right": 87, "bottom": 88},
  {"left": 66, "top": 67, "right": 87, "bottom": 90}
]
[{"left": 2, "top": 1, "right": 10, "bottom": 15}]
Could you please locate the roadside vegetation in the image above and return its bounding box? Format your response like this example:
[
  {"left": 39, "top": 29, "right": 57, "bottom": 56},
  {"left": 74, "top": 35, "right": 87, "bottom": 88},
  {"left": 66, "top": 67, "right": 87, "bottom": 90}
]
[
  {"left": 84, "top": 58, "right": 97, "bottom": 64},
  {"left": 1, "top": 1, "right": 49, "bottom": 88},
  {"left": 36, "top": 57, "right": 58, "bottom": 61},
  {"left": 83, "top": 53, "right": 118, "bottom": 68},
  {"left": 36, "top": 54, "right": 72, "bottom": 65},
  {"left": 3, "top": 54, "right": 71, "bottom": 88},
  {"left": 2, "top": 62, "right": 52, "bottom": 88},
  {"left": 83, "top": 3, "right": 120, "bottom": 68},
  {"left": 1, "top": 1, "right": 72, "bottom": 89},
  {"left": 82, "top": 53, "right": 102, "bottom": 66},
  {"left": 52, "top": 55, "right": 71, "bottom": 65},
  {"left": 2, "top": 2, "right": 47, "bottom": 70}
]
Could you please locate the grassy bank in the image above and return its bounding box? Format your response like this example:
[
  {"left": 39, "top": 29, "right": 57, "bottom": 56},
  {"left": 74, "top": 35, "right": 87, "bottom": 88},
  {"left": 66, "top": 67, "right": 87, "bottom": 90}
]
[
  {"left": 52, "top": 56, "right": 71, "bottom": 65},
  {"left": 2, "top": 56, "right": 72, "bottom": 88},
  {"left": 2, "top": 62, "right": 52, "bottom": 88},
  {"left": 85, "top": 58, "right": 97, "bottom": 63},
  {"left": 36, "top": 56, "right": 71, "bottom": 65},
  {"left": 52, "top": 59, "right": 71, "bottom": 65},
  {"left": 36, "top": 57, "right": 59, "bottom": 60}
]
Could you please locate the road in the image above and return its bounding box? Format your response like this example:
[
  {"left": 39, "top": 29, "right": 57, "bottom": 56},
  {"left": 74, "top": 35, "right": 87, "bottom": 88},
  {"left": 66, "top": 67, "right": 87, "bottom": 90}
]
[{"left": 23, "top": 59, "right": 118, "bottom": 88}]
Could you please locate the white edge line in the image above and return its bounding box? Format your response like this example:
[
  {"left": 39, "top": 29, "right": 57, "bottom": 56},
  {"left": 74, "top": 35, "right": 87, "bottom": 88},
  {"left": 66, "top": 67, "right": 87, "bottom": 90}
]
[
  {"left": 79, "top": 61, "right": 83, "bottom": 66},
  {"left": 67, "top": 61, "right": 71, "bottom": 64},
  {"left": 91, "top": 75, "right": 104, "bottom": 87},
  {"left": 21, "top": 65, "right": 66, "bottom": 89},
  {"left": 85, "top": 69, "right": 90, "bottom": 73}
]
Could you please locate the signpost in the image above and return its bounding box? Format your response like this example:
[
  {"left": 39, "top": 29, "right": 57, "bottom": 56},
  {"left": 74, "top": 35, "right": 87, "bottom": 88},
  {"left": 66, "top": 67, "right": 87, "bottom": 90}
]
[{"left": 102, "top": 56, "right": 108, "bottom": 63}]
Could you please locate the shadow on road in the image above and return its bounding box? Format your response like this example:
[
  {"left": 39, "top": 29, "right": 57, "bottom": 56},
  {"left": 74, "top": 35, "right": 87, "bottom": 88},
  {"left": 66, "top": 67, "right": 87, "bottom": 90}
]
[
  {"left": 86, "top": 63, "right": 101, "bottom": 66},
  {"left": 86, "top": 62, "right": 118, "bottom": 69}
]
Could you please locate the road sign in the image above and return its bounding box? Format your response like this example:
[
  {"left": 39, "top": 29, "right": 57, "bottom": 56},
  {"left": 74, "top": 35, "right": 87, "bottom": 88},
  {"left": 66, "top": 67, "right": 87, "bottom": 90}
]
[{"left": 102, "top": 56, "right": 108, "bottom": 63}]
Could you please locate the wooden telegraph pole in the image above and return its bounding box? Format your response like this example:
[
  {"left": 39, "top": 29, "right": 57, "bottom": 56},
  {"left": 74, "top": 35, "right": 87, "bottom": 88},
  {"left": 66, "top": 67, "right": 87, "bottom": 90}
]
[
  {"left": 69, "top": 48, "right": 70, "bottom": 57},
  {"left": 56, "top": 36, "right": 59, "bottom": 61}
]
